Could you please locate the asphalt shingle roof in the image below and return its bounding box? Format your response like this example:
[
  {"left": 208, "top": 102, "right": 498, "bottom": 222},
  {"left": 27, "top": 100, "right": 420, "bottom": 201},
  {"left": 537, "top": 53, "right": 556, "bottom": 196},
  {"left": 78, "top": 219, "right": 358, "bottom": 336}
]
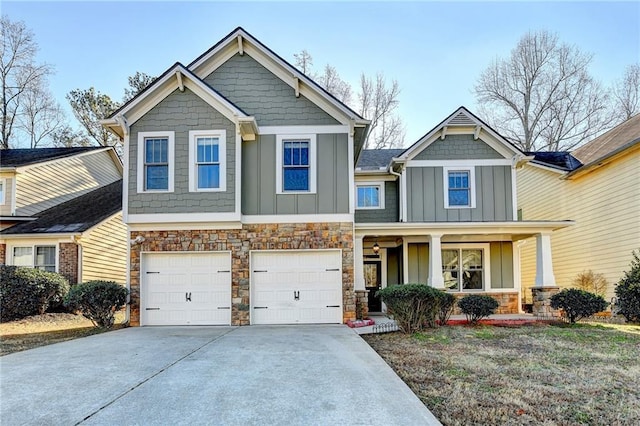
[
  {"left": 0, "top": 147, "right": 105, "bottom": 168},
  {"left": 356, "top": 149, "right": 404, "bottom": 170},
  {"left": 572, "top": 114, "right": 640, "bottom": 166},
  {"left": 0, "top": 180, "right": 122, "bottom": 235},
  {"left": 526, "top": 151, "right": 582, "bottom": 171}
]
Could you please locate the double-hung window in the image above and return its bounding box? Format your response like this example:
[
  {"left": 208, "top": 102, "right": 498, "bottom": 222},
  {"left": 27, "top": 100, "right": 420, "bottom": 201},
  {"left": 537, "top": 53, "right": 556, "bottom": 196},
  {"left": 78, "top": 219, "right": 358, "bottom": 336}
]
[
  {"left": 12, "top": 246, "right": 56, "bottom": 272},
  {"left": 356, "top": 183, "right": 384, "bottom": 209},
  {"left": 189, "top": 130, "right": 226, "bottom": 192},
  {"left": 442, "top": 245, "right": 487, "bottom": 291},
  {"left": 137, "top": 131, "right": 174, "bottom": 193},
  {"left": 443, "top": 166, "right": 475, "bottom": 208},
  {"left": 276, "top": 134, "right": 316, "bottom": 194}
]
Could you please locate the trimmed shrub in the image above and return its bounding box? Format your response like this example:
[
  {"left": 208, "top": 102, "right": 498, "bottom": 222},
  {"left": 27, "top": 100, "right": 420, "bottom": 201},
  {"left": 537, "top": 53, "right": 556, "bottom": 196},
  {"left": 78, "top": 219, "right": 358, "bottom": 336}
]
[
  {"left": 458, "top": 295, "right": 499, "bottom": 325},
  {"left": 615, "top": 251, "right": 640, "bottom": 323},
  {"left": 550, "top": 288, "right": 609, "bottom": 324},
  {"left": 64, "top": 281, "right": 128, "bottom": 328},
  {"left": 376, "top": 284, "right": 445, "bottom": 333},
  {"left": 0, "top": 265, "right": 70, "bottom": 322},
  {"left": 437, "top": 291, "right": 456, "bottom": 325}
]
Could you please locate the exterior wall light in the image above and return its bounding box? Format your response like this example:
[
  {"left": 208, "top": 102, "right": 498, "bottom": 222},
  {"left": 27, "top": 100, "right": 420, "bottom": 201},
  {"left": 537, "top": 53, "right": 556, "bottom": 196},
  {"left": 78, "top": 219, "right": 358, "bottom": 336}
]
[{"left": 372, "top": 242, "right": 380, "bottom": 254}]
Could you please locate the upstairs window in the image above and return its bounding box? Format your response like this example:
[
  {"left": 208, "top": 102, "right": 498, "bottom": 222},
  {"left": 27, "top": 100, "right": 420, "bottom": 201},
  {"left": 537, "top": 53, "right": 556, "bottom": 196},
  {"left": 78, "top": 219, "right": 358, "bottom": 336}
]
[
  {"left": 189, "top": 130, "right": 227, "bottom": 192},
  {"left": 137, "top": 131, "right": 175, "bottom": 193},
  {"left": 276, "top": 134, "right": 316, "bottom": 194},
  {"left": 356, "top": 183, "right": 384, "bottom": 209},
  {"left": 443, "top": 166, "right": 475, "bottom": 208}
]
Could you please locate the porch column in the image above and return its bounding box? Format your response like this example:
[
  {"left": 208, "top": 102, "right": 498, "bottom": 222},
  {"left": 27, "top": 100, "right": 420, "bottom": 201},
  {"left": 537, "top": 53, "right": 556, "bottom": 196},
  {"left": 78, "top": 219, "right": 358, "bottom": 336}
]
[
  {"left": 354, "top": 235, "right": 365, "bottom": 291},
  {"left": 427, "top": 234, "right": 445, "bottom": 289},
  {"left": 534, "top": 232, "right": 556, "bottom": 287}
]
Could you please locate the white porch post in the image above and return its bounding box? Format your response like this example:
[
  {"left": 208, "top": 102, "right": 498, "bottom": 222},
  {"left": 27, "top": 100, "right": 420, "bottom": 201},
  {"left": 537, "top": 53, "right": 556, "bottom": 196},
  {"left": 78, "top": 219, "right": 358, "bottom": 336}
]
[
  {"left": 354, "top": 234, "right": 365, "bottom": 291},
  {"left": 534, "top": 232, "right": 556, "bottom": 287},
  {"left": 427, "top": 234, "right": 445, "bottom": 289}
]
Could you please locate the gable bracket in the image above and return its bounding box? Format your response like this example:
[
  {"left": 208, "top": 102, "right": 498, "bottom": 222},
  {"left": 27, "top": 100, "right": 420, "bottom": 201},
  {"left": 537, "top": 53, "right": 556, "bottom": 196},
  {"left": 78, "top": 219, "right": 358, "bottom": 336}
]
[
  {"left": 474, "top": 125, "right": 481, "bottom": 140},
  {"left": 175, "top": 71, "right": 184, "bottom": 92},
  {"left": 237, "top": 35, "right": 244, "bottom": 56},
  {"left": 440, "top": 126, "right": 448, "bottom": 140},
  {"left": 294, "top": 77, "right": 300, "bottom": 97}
]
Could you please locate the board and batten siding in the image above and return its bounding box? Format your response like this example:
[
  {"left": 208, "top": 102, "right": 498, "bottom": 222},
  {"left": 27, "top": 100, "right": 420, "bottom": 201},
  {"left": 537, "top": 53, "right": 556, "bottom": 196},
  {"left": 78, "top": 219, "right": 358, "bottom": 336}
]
[
  {"left": 242, "top": 133, "right": 349, "bottom": 215},
  {"left": 355, "top": 181, "right": 399, "bottom": 223},
  {"left": 406, "top": 166, "right": 513, "bottom": 222},
  {"left": 204, "top": 53, "right": 339, "bottom": 126},
  {"left": 407, "top": 242, "right": 514, "bottom": 289},
  {"left": 517, "top": 149, "right": 640, "bottom": 302},
  {"left": 15, "top": 150, "right": 121, "bottom": 216},
  {"left": 80, "top": 213, "right": 127, "bottom": 284},
  {"left": 0, "top": 173, "right": 15, "bottom": 216},
  {"left": 128, "top": 88, "right": 236, "bottom": 215}
]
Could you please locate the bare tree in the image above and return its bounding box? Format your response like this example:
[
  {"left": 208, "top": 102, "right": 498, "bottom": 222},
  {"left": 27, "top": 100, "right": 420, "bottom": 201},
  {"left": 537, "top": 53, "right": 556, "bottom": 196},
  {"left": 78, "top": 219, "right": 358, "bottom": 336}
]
[
  {"left": 18, "top": 81, "right": 66, "bottom": 147},
  {"left": 317, "top": 64, "right": 352, "bottom": 104},
  {"left": 1, "top": 16, "right": 53, "bottom": 148},
  {"left": 475, "top": 30, "right": 612, "bottom": 152},
  {"left": 124, "top": 71, "right": 155, "bottom": 102},
  {"left": 612, "top": 64, "right": 640, "bottom": 122},
  {"left": 357, "top": 73, "right": 405, "bottom": 149},
  {"left": 293, "top": 49, "right": 314, "bottom": 75},
  {"left": 67, "top": 87, "right": 121, "bottom": 147}
]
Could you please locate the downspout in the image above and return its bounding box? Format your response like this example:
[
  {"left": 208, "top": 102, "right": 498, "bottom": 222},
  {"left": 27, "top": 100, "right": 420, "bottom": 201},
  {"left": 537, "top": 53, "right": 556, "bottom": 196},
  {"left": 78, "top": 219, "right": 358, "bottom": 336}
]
[
  {"left": 115, "top": 114, "right": 131, "bottom": 326},
  {"left": 389, "top": 165, "right": 404, "bottom": 222},
  {"left": 72, "top": 235, "right": 82, "bottom": 284}
]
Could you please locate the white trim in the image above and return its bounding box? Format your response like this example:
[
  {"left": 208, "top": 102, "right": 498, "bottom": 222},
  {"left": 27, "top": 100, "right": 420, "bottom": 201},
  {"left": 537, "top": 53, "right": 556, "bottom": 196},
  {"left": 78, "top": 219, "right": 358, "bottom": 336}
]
[
  {"left": 355, "top": 182, "right": 385, "bottom": 210},
  {"left": 354, "top": 174, "right": 397, "bottom": 182},
  {"left": 128, "top": 222, "right": 242, "bottom": 231},
  {"left": 354, "top": 221, "right": 574, "bottom": 237},
  {"left": 443, "top": 166, "right": 476, "bottom": 209},
  {"left": 441, "top": 242, "right": 491, "bottom": 292},
  {"left": 401, "top": 168, "right": 408, "bottom": 222},
  {"left": 10, "top": 173, "right": 17, "bottom": 215},
  {"left": 513, "top": 242, "right": 523, "bottom": 312},
  {"left": 406, "top": 159, "right": 512, "bottom": 167},
  {"left": 348, "top": 127, "right": 355, "bottom": 215},
  {"left": 275, "top": 134, "right": 317, "bottom": 194},
  {"left": 242, "top": 214, "right": 352, "bottom": 224},
  {"left": 235, "top": 129, "right": 242, "bottom": 216},
  {"left": 511, "top": 165, "right": 518, "bottom": 221},
  {"left": 402, "top": 238, "right": 409, "bottom": 284},
  {"left": 526, "top": 161, "right": 568, "bottom": 175},
  {"left": 137, "top": 131, "right": 175, "bottom": 194},
  {"left": 188, "top": 130, "right": 227, "bottom": 192},
  {"left": 380, "top": 248, "right": 388, "bottom": 312},
  {"left": 127, "top": 212, "right": 241, "bottom": 224},
  {"left": 6, "top": 242, "right": 59, "bottom": 273},
  {"left": 259, "top": 125, "right": 349, "bottom": 135},
  {"left": 125, "top": 229, "right": 131, "bottom": 324},
  {"left": 122, "top": 133, "right": 130, "bottom": 222},
  {"left": 0, "top": 178, "right": 6, "bottom": 205},
  {"left": 354, "top": 235, "right": 365, "bottom": 291}
]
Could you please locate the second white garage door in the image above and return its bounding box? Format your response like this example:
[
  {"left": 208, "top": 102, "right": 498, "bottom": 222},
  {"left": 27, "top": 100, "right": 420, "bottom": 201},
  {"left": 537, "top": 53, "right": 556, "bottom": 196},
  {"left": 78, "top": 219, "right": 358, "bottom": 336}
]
[
  {"left": 141, "top": 252, "right": 231, "bottom": 326},
  {"left": 251, "top": 250, "right": 343, "bottom": 324}
]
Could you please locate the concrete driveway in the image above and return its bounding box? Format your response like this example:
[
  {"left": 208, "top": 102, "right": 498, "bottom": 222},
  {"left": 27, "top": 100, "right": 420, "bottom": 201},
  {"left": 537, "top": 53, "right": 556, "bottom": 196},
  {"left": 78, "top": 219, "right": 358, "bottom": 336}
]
[{"left": 0, "top": 325, "right": 440, "bottom": 425}]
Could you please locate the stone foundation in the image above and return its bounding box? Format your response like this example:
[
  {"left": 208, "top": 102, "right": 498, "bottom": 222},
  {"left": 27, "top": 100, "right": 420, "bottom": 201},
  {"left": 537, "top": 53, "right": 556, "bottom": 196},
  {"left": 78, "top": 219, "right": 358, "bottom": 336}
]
[
  {"left": 0, "top": 243, "right": 5, "bottom": 265},
  {"left": 532, "top": 287, "right": 561, "bottom": 317},
  {"left": 129, "top": 222, "right": 354, "bottom": 326},
  {"left": 355, "top": 290, "right": 370, "bottom": 320},
  {"left": 58, "top": 243, "right": 79, "bottom": 285},
  {"left": 451, "top": 292, "right": 520, "bottom": 315}
]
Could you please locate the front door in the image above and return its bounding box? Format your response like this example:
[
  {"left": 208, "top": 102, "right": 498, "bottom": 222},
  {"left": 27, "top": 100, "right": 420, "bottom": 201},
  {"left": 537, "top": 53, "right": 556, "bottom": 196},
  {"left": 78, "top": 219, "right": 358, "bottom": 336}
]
[{"left": 364, "top": 261, "right": 382, "bottom": 312}]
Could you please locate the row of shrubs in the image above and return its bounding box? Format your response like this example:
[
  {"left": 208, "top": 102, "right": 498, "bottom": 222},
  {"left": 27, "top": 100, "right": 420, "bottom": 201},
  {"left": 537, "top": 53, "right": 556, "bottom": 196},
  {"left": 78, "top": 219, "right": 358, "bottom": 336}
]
[{"left": 0, "top": 265, "right": 128, "bottom": 328}]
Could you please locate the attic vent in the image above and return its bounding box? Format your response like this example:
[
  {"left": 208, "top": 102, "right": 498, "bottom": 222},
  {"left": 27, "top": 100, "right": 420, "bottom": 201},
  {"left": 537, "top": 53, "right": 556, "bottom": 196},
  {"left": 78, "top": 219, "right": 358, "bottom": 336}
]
[{"left": 448, "top": 112, "right": 475, "bottom": 126}]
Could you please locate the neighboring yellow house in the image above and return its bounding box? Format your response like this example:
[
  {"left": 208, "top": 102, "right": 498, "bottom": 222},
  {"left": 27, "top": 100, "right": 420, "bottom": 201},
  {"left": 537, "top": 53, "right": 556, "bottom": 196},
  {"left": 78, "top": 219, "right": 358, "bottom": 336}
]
[{"left": 518, "top": 114, "right": 640, "bottom": 304}]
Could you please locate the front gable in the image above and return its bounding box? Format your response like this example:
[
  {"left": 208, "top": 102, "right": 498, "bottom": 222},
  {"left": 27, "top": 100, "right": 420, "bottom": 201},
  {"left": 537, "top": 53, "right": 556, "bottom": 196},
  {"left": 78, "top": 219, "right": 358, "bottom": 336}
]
[{"left": 413, "top": 134, "right": 503, "bottom": 161}]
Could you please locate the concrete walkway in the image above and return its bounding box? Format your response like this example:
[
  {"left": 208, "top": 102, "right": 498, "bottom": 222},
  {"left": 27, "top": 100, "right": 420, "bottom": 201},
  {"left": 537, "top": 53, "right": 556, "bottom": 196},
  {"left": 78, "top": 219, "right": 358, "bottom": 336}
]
[{"left": 0, "top": 325, "right": 440, "bottom": 426}]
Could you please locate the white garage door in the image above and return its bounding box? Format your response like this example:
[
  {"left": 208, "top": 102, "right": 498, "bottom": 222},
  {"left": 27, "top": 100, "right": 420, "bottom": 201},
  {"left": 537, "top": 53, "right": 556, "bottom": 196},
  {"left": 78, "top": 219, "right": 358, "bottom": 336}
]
[
  {"left": 141, "top": 252, "right": 231, "bottom": 326},
  {"left": 251, "top": 250, "right": 342, "bottom": 324}
]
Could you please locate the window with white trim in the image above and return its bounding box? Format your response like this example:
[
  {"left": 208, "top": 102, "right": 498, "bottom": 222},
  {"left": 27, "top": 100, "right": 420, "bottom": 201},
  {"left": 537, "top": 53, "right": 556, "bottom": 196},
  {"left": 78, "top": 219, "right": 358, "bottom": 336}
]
[
  {"left": 356, "top": 184, "right": 384, "bottom": 209},
  {"left": 443, "top": 166, "right": 476, "bottom": 208},
  {"left": 276, "top": 134, "right": 316, "bottom": 194},
  {"left": 188, "top": 130, "right": 227, "bottom": 192},
  {"left": 442, "top": 245, "right": 488, "bottom": 291},
  {"left": 0, "top": 178, "right": 5, "bottom": 205},
  {"left": 137, "top": 131, "right": 175, "bottom": 193},
  {"left": 12, "top": 246, "right": 56, "bottom": 272}
]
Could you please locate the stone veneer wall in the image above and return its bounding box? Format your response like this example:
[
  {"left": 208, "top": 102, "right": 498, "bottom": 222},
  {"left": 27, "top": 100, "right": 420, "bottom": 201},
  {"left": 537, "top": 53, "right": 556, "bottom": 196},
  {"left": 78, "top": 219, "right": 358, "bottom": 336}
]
[
  {"left": 355, "top": 290, "right": 369, "bottom": 319},
  {"left": 531, "top": 287, "right": 561, "bottom": 318},
  {"left": 0, "top": 243, "right": 5, "bottom": 265},
  {"left": 129, "top": 223, "right": 354, "bottom": 326},
  {"left": 58, "top": 243, "right": 79, "bottom": 285},
  {"left": 451, "top": 292, "right": 520, "bottom": 315}
]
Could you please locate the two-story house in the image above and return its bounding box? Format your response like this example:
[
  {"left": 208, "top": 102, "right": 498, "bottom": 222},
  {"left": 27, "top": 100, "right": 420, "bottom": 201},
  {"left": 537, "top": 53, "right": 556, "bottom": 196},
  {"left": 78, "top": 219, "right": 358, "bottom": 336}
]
[
  {"left": 101, "top": 28, "right": 571, "bottom": 326},
  {"left": 0, "top": 147, "right": 127, "bottom": 285}
]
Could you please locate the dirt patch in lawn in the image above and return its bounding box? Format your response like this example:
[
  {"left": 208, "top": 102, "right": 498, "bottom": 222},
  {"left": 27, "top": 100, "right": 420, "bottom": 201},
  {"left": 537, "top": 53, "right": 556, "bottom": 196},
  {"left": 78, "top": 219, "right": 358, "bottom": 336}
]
[
  {"left": 1, "top": 312, "right": 126, "bottom": 356},
  {"left": 364, "top": 324, "right": 640, "bottom": 425}
]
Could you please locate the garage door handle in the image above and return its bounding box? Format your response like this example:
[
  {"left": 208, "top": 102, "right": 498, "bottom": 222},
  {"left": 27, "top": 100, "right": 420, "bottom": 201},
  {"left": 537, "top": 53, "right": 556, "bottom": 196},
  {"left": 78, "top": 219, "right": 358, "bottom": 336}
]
[
  {"left": 146, "top": 308, "right": 160, "bottom": 310},
  {"left": 186, "top": 292, "right": 192, "bottom": 302},
  {"left": 253, "top": 306, "right": 268, "bottom": 309},
  {"left": 217, "top": 270, "right": 230, "bottom": 273},
  {"left": 325, "top": 268, "right": 339, "bottom": 271},
  {"left": 326, "top": 305, "right": 340, "bottom": 308},
  {"left": 217, "top": 307, "right": 230, "bottom": 310}
]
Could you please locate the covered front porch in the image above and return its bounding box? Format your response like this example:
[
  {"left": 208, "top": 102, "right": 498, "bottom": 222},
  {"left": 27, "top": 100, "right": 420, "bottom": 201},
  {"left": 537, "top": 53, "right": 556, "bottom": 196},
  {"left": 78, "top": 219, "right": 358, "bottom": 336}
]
[{"left": 353, "top": 221, "right": 573, "bottom": 318}]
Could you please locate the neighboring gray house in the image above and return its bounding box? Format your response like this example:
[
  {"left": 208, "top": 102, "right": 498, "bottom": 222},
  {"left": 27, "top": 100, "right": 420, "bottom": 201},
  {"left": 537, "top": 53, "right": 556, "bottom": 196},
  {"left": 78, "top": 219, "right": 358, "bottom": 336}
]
[{"left": 101, "top": 28, "right": 569, "bottom": 326}]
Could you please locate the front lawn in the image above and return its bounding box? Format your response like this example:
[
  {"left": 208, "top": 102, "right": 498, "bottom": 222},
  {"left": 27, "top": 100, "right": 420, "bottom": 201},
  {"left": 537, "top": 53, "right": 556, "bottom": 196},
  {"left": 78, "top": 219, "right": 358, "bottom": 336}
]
[{"left": 364, "top": 323, "right": 640, "bottom": 425}]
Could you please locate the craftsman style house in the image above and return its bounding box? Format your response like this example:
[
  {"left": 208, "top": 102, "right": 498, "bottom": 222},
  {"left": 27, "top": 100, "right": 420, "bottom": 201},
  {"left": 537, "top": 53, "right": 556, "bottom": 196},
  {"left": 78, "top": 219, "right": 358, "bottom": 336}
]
[
  {"left": 0, "top": 147, "right": 127, "bottom": 285},
  {"left": 101, "top": 27, "right": 570, "bottom": 326}
]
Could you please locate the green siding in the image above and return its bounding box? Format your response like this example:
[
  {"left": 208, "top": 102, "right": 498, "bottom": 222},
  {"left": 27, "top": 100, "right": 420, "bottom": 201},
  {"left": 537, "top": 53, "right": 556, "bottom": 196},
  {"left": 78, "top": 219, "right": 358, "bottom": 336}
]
[
  {"left": 386, "top": 247, "right": 401, "bottom": 286},
  {"left": 413, "top": 134, "right": 503, "bottom": 160},
  {"left": 490, "top": 242, "right": 514, "bottom": 289},
  {"left": 128, "top": 88, "right": 235, "bottom": 214},
  {"left": 407, "top": 243, "right": 429, "bottom": 283},
  {"left": 205, "top": 54, "right": 339, "bottom": 126},
  {"left": 241, "top": 133, "right": 349, "bottom": 215}
]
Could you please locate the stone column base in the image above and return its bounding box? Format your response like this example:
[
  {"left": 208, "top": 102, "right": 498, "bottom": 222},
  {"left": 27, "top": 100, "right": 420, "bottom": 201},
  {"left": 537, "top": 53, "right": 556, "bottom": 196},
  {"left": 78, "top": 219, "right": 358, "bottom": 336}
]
[
  {"left": 355, "top": 290, "right": 370, "bottom": 320},
  {"left": 532, "top": 287, "right": 561, "bottom": 318}
]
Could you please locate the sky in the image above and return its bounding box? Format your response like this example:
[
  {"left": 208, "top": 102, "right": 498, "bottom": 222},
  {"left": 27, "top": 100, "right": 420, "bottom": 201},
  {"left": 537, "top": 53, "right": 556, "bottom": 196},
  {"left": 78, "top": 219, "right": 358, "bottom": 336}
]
[{"left": 4, "top": 1, "right": 639, "bottom": 147}]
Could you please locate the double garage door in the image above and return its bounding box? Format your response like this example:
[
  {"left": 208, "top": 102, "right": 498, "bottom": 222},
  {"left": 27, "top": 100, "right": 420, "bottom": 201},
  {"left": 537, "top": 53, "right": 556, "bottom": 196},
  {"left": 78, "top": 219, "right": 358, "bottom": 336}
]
[{"left": 141, "top": 250, "right": 342, "bottom": 326}]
